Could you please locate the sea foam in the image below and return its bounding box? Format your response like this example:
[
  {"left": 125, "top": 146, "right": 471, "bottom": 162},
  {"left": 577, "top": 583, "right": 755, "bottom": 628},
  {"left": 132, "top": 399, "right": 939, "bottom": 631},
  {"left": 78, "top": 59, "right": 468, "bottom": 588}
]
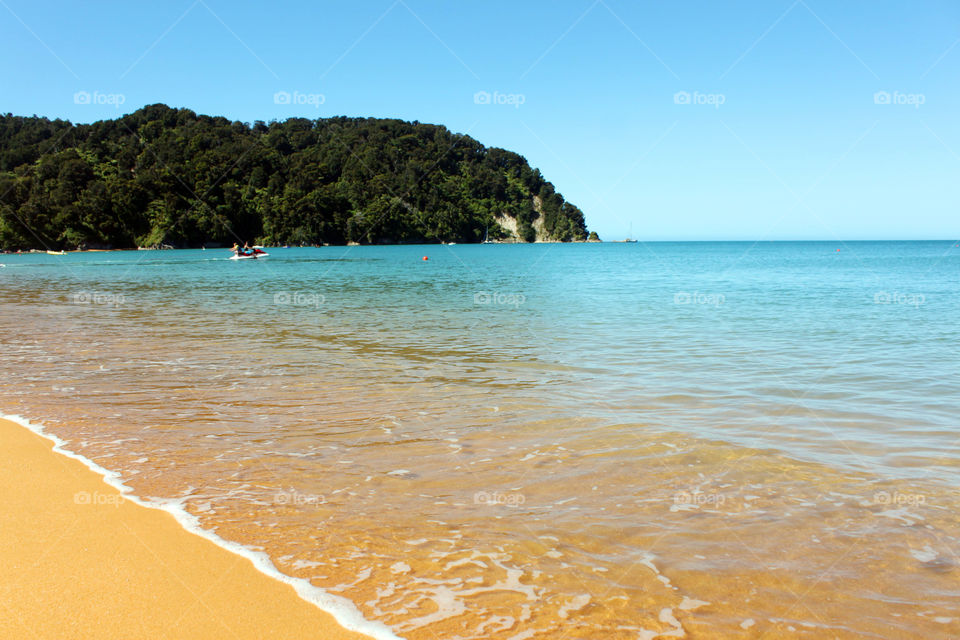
[{"left": 2, "top": 413, "right": 403, "bottom": 640}]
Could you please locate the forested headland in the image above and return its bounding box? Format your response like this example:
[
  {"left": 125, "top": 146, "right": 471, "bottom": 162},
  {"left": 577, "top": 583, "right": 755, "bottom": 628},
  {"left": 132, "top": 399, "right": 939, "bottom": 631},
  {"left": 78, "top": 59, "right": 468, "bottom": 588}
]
[{"left": 0, "top": 104, "right": 589, "bottom": 250}]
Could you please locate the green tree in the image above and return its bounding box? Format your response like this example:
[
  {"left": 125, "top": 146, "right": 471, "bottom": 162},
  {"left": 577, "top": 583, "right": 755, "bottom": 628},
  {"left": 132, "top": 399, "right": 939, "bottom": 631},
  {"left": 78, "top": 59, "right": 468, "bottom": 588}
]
[{"left": 0, "top": 105, "right": 591, "bottom": 249}]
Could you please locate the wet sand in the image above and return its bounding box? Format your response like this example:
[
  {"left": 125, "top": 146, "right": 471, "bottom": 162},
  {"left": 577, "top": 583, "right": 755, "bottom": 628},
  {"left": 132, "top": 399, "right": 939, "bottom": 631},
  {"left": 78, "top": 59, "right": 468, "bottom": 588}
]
[{"left": 0, "top": 417, "right": 374, "bottom": 640}]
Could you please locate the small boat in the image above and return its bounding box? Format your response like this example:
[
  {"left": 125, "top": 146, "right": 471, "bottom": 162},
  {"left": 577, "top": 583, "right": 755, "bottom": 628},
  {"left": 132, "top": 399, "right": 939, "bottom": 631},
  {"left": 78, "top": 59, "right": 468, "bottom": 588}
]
[
  {"left": 230, "top": 247, "right": 268, "bottom": 260},
  {"left": 46, "top": 250, "right": 66, "bottom": 255}
]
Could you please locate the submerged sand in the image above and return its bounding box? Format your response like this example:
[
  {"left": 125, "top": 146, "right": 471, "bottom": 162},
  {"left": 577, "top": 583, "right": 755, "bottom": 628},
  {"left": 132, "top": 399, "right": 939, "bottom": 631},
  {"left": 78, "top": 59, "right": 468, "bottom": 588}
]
[{"left": 0, "top": 418, "right": 374, "bottom": 640}]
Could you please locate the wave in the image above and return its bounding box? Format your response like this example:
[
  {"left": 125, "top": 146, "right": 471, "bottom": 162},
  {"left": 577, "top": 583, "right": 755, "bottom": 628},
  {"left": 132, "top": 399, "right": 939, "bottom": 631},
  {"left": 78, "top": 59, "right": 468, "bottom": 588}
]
[{"left": 2, "top": 412, "right": 404, "bottom": 640}]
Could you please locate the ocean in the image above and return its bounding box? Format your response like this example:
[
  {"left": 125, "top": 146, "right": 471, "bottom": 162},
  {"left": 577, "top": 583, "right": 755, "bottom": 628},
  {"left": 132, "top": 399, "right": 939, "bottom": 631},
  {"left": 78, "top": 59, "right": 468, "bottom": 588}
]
[{"left": 1, "top": 241, "right": 957, "bottom": 638}]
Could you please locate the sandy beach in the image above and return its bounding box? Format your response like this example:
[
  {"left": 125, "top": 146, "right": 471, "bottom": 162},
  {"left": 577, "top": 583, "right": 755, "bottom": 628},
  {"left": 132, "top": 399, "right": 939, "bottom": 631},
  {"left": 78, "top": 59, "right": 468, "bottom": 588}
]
[{"left": 0, "top": 417, "right": 374, "bottom": 640}]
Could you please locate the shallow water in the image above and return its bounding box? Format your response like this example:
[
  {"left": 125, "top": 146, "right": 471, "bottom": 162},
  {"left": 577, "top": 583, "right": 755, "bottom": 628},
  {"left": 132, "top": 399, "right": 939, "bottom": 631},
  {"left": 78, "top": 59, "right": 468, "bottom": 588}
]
[{"left": 1, "top": 242, "right": 958, "bottom": 638}]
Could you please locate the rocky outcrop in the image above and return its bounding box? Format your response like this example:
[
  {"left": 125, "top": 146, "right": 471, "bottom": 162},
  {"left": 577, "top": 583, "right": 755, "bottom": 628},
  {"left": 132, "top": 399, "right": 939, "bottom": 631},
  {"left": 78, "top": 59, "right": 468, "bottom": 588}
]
[{"left": 491, "top": 196, "right": 564, "bottom": 243}]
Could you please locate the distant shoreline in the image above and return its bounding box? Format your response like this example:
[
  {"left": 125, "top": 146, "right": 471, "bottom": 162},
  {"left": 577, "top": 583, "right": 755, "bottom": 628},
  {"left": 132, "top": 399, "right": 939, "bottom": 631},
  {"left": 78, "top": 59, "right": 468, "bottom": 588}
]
[{"left": 2, "top": 239, "right": 955, "bottom": 254}]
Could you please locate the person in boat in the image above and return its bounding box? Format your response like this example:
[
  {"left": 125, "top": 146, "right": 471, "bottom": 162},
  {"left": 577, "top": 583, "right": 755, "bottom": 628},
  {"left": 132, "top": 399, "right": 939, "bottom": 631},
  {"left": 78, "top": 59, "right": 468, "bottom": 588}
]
[{"left": 232, "top": 242, "right": 255, "bottom": 257}]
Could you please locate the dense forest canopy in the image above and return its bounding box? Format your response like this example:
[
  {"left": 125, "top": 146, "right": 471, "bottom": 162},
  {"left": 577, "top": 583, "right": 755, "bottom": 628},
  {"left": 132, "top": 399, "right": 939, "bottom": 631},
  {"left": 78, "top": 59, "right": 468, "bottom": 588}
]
[{"left": 0, "top": 104, "right": 588, "bottom": 249}]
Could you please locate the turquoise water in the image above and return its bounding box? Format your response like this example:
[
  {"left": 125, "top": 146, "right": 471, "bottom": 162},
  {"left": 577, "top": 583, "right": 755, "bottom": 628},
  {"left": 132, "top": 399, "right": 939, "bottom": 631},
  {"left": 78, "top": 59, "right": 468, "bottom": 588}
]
[
  {"left": 3, "top": 241, "right": 958, "bottom": 480},
  {"left": 1, "top": 241, "right": 958, "bottom": 638}
]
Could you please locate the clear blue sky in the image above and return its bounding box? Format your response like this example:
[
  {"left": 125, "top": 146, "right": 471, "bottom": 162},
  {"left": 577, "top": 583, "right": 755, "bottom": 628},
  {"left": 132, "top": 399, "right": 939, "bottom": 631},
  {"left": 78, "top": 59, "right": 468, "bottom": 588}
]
[{"left": 2, "top": 0, "right": 958, "bottom": 240}]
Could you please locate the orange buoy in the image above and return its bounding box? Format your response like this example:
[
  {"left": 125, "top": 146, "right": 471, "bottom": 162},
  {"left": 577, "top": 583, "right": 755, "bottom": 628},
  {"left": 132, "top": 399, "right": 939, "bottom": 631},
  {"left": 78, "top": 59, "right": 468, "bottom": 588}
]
[{"left": 422, "top": 256, "right": 428, "bottom": 261}]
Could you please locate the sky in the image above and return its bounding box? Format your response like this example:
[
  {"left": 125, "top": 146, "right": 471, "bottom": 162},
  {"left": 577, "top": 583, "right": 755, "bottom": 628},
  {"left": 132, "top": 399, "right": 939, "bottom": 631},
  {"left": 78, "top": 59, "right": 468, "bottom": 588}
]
[{"left": 1, "top": 0, "right": 958, "bottom": 241}]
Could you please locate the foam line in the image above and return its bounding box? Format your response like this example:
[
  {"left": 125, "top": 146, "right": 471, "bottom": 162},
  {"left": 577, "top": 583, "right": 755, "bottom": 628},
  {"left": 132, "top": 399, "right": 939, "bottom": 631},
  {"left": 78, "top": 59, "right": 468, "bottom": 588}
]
[{"left": 2, "top": 413, "right": 403, "bottom": 640}]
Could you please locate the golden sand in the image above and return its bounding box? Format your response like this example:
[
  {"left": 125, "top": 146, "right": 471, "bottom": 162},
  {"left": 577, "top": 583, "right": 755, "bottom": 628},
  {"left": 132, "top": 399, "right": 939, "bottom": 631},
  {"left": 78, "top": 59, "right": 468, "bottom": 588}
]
[{"left": 0, "top": 418, "right": 373, "bottom": 640}]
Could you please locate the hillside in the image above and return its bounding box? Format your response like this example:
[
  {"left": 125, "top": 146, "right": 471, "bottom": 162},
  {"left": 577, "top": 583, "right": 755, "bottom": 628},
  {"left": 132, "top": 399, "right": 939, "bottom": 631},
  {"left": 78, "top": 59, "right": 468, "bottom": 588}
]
[{"left": 0, "top": 104, "right": 588, "bottom": 249}]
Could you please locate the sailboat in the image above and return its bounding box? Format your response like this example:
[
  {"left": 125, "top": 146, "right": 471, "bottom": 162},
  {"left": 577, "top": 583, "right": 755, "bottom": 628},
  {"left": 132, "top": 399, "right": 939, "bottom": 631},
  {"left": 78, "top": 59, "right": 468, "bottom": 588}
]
[
  {"left": 624, "top": 223, "right": 638, "bottom": 243},
  {"left": 482, "top": 226, "right": 493, "bottom": 244}
]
